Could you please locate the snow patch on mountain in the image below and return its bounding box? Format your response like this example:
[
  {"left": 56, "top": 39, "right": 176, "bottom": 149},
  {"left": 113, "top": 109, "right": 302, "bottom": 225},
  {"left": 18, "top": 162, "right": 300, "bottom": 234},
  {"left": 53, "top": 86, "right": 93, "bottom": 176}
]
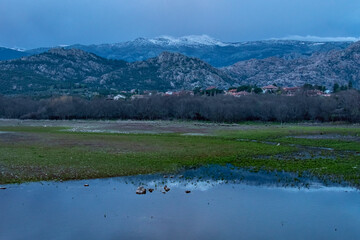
[
  {"left": 274, "top": 35, "right": 360, "bottom": 42},
  {"left": 9, "top": 47, "right": 26, "bottom": 52},
  {"left": 146, "top": 35, "right": 229, "bottom": 47}
]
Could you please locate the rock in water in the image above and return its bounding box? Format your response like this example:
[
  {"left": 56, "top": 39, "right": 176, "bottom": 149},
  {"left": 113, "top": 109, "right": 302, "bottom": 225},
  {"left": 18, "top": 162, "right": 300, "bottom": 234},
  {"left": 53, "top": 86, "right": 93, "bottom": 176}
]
[
  {"left": 185, "top": 190, "right": 191, "bottom": 194},
  {"left": 136, "top": 186, "right": 146, "bottom": 195},
  {"left": 148, "top": 188, "right": 154, "bottom": 193}
]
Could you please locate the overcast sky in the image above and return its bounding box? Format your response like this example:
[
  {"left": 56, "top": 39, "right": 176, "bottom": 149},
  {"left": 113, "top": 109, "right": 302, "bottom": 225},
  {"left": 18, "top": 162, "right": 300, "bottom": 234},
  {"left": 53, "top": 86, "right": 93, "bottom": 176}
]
[{"left": 1, "top": 0, "right": 360, "bottom": 49}]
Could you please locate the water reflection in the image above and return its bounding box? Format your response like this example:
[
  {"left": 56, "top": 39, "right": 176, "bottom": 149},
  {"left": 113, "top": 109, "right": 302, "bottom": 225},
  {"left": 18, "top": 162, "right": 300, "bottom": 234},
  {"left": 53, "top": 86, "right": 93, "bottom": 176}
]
[
  {"left": 119, "top": 165, "right": 355, "bottom": 192},
  {"left": 0, "top": 166, "right": 359, "bottom": 240}
]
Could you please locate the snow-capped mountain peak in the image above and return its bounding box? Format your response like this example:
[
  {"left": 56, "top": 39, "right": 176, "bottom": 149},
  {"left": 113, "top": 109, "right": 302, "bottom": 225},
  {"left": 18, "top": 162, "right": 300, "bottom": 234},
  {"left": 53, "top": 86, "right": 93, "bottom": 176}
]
[
  {"left": 137, "top": 35, "right": 229, "bottom": 47},
  {"left": 10, "top": 47, "right": 26, "bottom": 52}
]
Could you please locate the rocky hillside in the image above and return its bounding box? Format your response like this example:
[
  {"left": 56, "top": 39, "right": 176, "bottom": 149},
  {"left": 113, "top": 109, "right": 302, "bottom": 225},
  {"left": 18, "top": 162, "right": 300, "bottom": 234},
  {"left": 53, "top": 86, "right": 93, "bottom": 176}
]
[
  {"left": 101, "top": 52, "right": 234, "bottom": 90},
  {"left": 0, "top": 49, "right": 233, "bottom": 95},
  {"left": 0, "top": 49, "right": 126, "bottom": 95},
  {"left": 224, "top": 41, "right": 360, "bottom": 89}
]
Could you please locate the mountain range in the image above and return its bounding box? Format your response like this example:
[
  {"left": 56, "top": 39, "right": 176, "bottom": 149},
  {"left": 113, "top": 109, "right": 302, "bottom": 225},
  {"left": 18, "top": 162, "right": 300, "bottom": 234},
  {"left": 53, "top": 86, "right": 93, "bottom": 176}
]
[
  {"left": 0, "top": 36, "right": 359, "bottom": 96},
  {"left": 1, "top": 35, "right": 352, "bottom": 67}
]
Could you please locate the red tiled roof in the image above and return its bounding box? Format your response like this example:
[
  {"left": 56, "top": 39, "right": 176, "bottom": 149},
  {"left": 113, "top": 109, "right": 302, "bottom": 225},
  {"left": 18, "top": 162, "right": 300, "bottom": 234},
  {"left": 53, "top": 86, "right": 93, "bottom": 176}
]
[
  {"left": 262, "top": 85, "right": 278, "bottom": 90},
  {"left": 206, "top": 86, "right": 216, "bottom": 90}
]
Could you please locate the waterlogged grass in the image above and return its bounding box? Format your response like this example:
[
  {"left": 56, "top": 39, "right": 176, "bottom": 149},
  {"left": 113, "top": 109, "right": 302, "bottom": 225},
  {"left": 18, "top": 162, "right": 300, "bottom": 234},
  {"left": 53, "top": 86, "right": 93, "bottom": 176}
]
[
  {"left": 218, "top": 125, "right": 360, "bottom": 186},
  {"left": 0, "top": 123, "right": 359, "bottom": 186},
  {"left": 0, "top": 128, "right": 293, "bottom": 184},
  {"left": 218, "top": 125, "right": 360, "bottom": 140},
  {"left": 219, "top": 125, "right": 360, "bottom": 151},
  {"left": 234, "top": 155, "right": 360, "bottom": 186},
  {"left": 0, "top": 126, "right": 69, "bottom": 133}
]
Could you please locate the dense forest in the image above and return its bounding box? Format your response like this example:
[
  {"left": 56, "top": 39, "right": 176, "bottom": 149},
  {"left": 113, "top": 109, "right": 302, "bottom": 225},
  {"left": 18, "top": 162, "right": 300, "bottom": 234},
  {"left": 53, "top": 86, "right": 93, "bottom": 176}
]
[{"left": 0, "top": 90, "right": 359, "bottom": 122}]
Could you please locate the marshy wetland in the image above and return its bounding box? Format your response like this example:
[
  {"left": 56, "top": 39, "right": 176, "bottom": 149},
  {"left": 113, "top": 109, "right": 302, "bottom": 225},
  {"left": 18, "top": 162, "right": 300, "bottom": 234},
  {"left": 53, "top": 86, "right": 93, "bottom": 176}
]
[
  {"left": 0, "top": 119, "right": 359, "bottom": 186},
  {"left": 1, "top": 120, "right": 360, "bottom": 239}
]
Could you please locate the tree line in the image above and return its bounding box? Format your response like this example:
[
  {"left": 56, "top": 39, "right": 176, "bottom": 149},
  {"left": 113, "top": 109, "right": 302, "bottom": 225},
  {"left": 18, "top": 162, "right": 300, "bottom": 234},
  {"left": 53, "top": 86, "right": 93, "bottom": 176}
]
[{"left": 0, "top": 90, "right": 359, "bottom": 122}]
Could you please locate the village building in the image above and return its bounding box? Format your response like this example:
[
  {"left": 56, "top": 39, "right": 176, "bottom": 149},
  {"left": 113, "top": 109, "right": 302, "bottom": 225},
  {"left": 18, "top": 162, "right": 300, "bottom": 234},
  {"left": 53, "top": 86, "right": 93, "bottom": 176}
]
[
  {"left": 206, "top": 86, "right": 217, "bottom": 91},
  {"left": 262, "top": 85, "right": 279, "bottom": 93},
  {"left": 306, "top": 89, "right": 328, "bottom": 97},
  {"left": 226, "top": 89, "right": 238, "bottom": 94},
  {"left": 164, "top": 90, "right": 194, "bottom": 96},
  {"left": 113, "top": 94, "right": 126, "bottom": 100},
  {"left": 204, "top": 86, "right": 223, "bottom": 96},
  {"left": 225, "top": 89, "right": 250, "bottom": 97},
  {"left": 283, "top": 87, "right": 301, "bottom": 96},
  {"left": 232, "top": 91, "right": 250, "bottom": 97}
]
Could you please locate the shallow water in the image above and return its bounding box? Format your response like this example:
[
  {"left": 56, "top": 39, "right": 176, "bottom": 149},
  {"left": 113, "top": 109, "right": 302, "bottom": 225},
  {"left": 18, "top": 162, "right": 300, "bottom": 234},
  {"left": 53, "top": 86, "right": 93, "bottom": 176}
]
[{"left": 1, "top": 167, "right": 359, "bottom": 240}]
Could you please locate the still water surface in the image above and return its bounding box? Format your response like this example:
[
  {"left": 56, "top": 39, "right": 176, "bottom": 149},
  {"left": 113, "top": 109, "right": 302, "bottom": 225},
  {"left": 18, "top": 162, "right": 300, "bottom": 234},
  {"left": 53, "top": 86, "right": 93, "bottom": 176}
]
[{"left": 0, "top": 167, "right": 359, "bottom": 240}]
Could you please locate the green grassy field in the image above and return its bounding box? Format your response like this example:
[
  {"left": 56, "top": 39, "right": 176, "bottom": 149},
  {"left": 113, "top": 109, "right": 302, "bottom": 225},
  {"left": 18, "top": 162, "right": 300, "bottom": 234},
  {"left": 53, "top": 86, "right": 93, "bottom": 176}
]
[{"left": 0, "top": 121, "right": 359, "bottom": 186}]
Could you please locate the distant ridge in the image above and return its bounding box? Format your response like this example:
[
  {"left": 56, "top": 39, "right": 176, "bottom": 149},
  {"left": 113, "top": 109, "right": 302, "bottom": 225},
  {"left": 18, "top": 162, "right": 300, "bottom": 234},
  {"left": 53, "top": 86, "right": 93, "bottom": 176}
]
[{"left": 0, "top": 47, "right": 29, "bottom": 60}]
